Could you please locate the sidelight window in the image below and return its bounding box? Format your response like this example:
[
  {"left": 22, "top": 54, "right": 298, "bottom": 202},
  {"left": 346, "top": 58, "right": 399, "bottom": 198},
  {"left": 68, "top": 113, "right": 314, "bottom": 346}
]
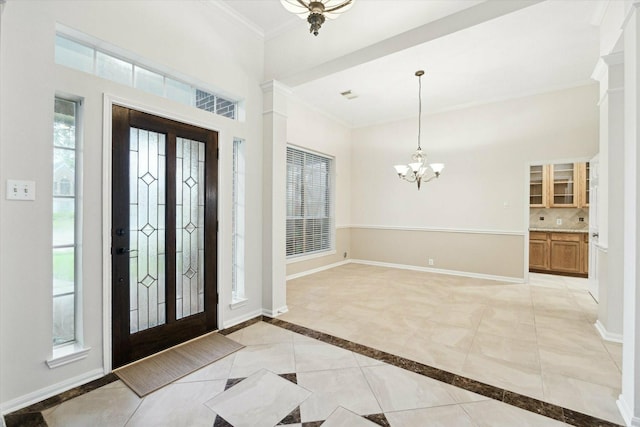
[{"left": 52, "top": 97, "right": 80, "bottom": 346}]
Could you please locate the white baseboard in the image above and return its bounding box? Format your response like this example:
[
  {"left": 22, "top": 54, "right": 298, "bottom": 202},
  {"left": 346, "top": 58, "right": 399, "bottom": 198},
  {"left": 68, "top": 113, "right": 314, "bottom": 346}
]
[
  {"left": 221, "top": 308, "right": 263, "bottom": 329},
  {"left": 618, "top": 394, "right": 640, "bottom": 426},
  {"left": 350, "top": 259, "right": 524, "bottom": 284},
  {"left": 262, "top": 306, "right": 288, "bottom": 317},
  {"left": 595, "top": 320, "right": 624, "bottom": 343},
  {"left": 286, "top": 260, "right": 350, "bottom": 280},
  {"left": 1, "top": 368, "right": 105, "bottom": 415}
]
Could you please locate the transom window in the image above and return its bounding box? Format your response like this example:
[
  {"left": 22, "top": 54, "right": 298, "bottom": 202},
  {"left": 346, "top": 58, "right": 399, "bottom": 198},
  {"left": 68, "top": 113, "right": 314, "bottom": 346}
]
[{"left": 286, "top": 146, "right": 334, "bottom": 258}]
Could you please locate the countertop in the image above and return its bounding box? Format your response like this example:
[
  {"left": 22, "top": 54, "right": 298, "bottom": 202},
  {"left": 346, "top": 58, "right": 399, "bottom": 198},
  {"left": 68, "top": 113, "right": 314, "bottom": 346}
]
[{"left": 529, "top": 228, "right": 588, "bottom": 234}]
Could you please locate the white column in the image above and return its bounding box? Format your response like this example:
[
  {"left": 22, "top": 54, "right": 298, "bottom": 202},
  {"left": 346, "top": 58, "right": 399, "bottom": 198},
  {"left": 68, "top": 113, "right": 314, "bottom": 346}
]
[
  {"left": 593, "top": 51, "right": 624, "bottom": 341},
  {"left": 619, "top": 2, "right": 640, "bottom": 426},
  {"left": 260, "top": 80, "right": 291, "bottom": 317}
]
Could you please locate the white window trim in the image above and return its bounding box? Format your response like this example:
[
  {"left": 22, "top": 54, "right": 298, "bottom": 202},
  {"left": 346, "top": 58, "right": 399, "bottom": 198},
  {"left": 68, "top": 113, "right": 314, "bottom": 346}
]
[
  {"left": 286, "top": 145, "right": 335, "bottom": 259},
  {"left": 47, "top": 344, "right": 91, "bottom": 369}
]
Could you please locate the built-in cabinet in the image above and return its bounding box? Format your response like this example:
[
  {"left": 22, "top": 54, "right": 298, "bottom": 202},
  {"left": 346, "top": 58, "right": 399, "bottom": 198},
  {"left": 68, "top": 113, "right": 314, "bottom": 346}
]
[
  {"left": 529, "top": 231, "right": 588, "bottom": 277},
  {"left": 529, "top": 162, "right": 589, "bottom": 208}
]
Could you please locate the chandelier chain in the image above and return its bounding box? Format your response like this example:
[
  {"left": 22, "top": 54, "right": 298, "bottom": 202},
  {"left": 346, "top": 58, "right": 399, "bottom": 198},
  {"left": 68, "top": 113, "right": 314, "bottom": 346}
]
[{"left": 417, "top": 73, "right": 422, "bottom": 151}]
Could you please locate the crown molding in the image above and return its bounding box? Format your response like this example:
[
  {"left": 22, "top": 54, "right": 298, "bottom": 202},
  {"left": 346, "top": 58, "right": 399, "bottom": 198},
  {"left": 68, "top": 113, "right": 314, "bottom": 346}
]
[
  {"left": 260, "top": 80, "right": 293, "bottom": 95},
  {"left": 205, "top": 0, "right": 265, "bottom": 39}
]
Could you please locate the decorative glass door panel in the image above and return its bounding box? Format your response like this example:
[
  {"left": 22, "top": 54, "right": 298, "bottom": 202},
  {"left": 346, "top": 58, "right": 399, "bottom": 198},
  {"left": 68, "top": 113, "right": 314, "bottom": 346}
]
[
  {"left": 529, "top": 165, "right": 547, "bottom": 207},
  {"left": 129, "top": 128, "right": 166, "bottom": 333},
  {"left": 176, "top": 138, "right": 205, "bottom": 319},
  {"left": 112, "top": 105, "right": 218, "bottom": 368}
]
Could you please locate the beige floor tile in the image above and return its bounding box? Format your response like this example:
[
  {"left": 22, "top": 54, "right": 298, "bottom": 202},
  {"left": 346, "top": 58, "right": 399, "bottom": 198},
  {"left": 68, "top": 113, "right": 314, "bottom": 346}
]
[
  {"left": 361, "top": 364, "right": 458, "bottom": 412},
  {"left": 322, "top": 407, "right": 379, "bottom": 427},
  {"left": 461, "top": 353, "right": 544, "bottom": 400},
  {"left": 298, "top": 367, "right": 382, "bottom": 422},
  {"left": 232, "top": 321, "right": 294, "bottom": 345},
  {"left": 476, "top": 316, "right": 538, "bottom": 343},
  {"left": 205, "top": 369, "right": 310, "bottom": 427},
  {"left": 294, "top": 341, "right": 359, "bottom": 372},
  {"left": 604, "top": 341, "right": 623, "bottom": 372},
  {"left": 461, "top": 400, "right": 569, "bottom": 426},
  {"left": 228, "top": 342, "right": 295, "bottom": 378},
  {"left": 44, "top": 386, "right": 140, "bottom": 427},
  {"left": 538, "top": 346, "right": 621, "bottom": 389},
  {"left": 469, "top": 331, "right": 540, "bottom": 370},
  {"left": 541, "top": 372, "right": 624, "bottom": 425},
  {"left": 400, "top": 335, "right": 469, "bottom": 375},
  {"left": 384, "top": 405, "right": 476, "bottom": 427},
  {"left": 127, "top": 380, "right": 224, "bottom": 427}
]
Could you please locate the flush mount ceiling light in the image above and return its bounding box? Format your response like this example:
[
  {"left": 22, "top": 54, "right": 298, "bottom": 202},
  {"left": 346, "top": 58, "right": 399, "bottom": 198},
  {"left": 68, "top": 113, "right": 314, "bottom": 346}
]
[
  {"left": 394, "top": 70, "right": 444, "bottom": 190},
  {"left": 280, "top": 0, "right": 355, "bottom": 36}
]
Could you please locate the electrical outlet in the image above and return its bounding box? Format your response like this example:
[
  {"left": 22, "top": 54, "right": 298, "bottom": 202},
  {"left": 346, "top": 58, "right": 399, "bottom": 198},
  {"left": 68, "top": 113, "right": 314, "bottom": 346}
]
[
  {"left": 579, "top": 217, "right": 584, "bottom": 222},
  {"left": 428, "top": 258, "right": 434, "bottom": 266},
  {"left": 556, "top": 218, "right": 562, "bottom": 225},
  {"left": 539, "top": 216, "right": 544, "bottom": 221}
]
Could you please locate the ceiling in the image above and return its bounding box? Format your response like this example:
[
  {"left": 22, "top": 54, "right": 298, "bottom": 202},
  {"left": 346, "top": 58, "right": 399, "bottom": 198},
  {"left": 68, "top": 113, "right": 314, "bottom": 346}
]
[{"left": 220, "top": 0, "right": 603, "bottom": 128}]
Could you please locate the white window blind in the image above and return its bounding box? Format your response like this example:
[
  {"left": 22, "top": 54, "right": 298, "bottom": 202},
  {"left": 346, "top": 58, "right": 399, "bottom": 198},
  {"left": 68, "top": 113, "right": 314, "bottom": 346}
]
[{"left": 286, "top": 146, "right": 334, "bottom": 257}]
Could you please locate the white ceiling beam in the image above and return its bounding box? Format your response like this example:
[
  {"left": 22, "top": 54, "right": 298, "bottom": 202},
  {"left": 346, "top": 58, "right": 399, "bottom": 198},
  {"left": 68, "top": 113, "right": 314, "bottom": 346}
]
[{"left": 277, "top": 0, "right": 545, "bottom": 87}]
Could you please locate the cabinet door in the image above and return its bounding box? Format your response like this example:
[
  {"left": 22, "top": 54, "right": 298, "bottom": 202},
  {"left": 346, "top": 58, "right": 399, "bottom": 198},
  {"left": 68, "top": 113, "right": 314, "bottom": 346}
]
[
  {"left": 550, "top": 240, "right": 581, "bottom": 273},
  {"left": 529, "top": 239, "right": 549, "bottom": 270},
  {"left": 580, "top": 162, "right": 590, "bottom": 208},
  {"left": 550, "top": 163, "right": 579, "bottom": 207},
  {"left": 529, "top": 165, "right": 548, "bottom": 207}
]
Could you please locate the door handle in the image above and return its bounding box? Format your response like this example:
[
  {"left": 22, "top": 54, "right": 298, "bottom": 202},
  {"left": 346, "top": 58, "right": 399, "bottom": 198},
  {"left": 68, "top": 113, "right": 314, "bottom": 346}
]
[
  {"left": 116, "top": 247, "right": 131, "bottom": 255},
  {"left": 592, "top": 232, "right": 599, "bottom": 238}
]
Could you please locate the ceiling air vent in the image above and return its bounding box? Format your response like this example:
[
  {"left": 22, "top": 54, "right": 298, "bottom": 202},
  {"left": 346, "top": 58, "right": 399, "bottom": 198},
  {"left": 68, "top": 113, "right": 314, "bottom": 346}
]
[{"left": 340, "top": 90, "right": 358, "bottom": 100}]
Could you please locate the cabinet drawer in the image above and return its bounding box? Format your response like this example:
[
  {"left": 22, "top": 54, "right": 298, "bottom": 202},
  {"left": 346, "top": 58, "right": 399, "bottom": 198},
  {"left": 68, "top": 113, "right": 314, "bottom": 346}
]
[
  {"left": 530, "top": 232, "right": 547, "bottom": 241},
  {"left": 550, "top": 233, "right": 580, "bottom": 242}
]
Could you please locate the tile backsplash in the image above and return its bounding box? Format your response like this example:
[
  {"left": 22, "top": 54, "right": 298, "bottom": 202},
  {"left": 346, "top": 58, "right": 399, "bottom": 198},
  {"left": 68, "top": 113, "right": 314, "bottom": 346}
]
[{"left": 529, "top": 208, "right": 589, "bottom": 231}]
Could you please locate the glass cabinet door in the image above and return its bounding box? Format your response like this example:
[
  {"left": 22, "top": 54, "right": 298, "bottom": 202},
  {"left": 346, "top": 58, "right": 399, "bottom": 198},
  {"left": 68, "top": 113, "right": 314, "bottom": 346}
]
[
  {"left": 550, "top": 163, "right": 578, "bottom": 207},
  {"left": 530, "top": 165, "right": 547, "bottom": 207}
]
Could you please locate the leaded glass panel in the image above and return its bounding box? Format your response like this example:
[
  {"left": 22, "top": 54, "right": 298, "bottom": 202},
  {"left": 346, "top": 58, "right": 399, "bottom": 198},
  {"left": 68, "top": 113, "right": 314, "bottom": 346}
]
[
  {"left": 129, "top": 128, "right": 166, "bottom": 333},
  {"left": 176, "top": 137, "right": 206, "bottom": 319}
]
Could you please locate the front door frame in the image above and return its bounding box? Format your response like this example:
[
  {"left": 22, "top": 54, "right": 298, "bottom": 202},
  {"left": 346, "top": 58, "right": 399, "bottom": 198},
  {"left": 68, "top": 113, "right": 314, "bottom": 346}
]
[{"left": 101, "top": 94, "right": 223, "bottom": 373}]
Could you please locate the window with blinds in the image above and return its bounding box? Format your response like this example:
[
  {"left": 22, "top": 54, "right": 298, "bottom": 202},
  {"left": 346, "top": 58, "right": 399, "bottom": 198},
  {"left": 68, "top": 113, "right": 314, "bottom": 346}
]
[{"left": 286, "top": 146, "right": 334, "bottom": 257}]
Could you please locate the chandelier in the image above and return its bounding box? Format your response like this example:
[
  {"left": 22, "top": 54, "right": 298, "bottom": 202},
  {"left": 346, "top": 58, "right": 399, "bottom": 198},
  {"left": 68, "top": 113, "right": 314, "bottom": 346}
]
[
  {"left": 280, "top": 0, "right": 355, "bottom": 36},
  {"left": 394, "top": 70, "right": 444, "bottom": 190}
]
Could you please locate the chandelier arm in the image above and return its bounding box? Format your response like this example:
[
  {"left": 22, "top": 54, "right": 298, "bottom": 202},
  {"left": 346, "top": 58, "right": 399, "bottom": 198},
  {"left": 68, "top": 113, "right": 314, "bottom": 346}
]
[
  {"left": 295, "top": 0, "right": 312, "bottom": 11},
  {"left": 324, "top": 0, "right": 353, "bottom": 13}
]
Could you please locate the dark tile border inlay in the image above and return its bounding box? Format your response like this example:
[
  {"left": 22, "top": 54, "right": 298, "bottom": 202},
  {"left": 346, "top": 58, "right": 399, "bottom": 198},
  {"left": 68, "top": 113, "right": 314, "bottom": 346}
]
[
  {"left": 3, "top": 315, "right": 623, "bottom": 427},
  {"left": 365, "top": 413, "right": 391, "bottom": 426},
  {"left": 213, "top": 414, "right": 234, "bottom": 427},
  {"left": 262, "top": 316, "right": 624, "bottom": 427},
  {"left": 277, "top": 405, "right": 302, "bottom": 425},
  {"left": 279, "top": 372, "right": 297, "bottom": 385},
  {"left": 224, "top": 377, "right": 245, "bottom": 391}
]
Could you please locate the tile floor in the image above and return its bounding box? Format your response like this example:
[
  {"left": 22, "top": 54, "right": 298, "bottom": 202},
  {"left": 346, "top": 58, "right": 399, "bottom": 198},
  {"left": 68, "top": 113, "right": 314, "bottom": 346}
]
[
  {"left": 279, "top": 263, "right": 624, "bottom": 425},
  {"left": 40, "top": 321, "right": 580, "bottom": 427}
]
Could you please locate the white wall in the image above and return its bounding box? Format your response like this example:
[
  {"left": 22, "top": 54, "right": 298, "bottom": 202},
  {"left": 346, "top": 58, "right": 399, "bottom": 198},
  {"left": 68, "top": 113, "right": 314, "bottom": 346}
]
[
  {"left": 349, "top": 85, "right": 598, "bottom": 277},
  {"left": 0, "top": 0, "right": 265, "bottom": 411},
  {"left": 351, "top": 84, "right": 599, "bottom": 230},
  {"left": 285, "top": 97, "right": 353, "bottom": 275}
]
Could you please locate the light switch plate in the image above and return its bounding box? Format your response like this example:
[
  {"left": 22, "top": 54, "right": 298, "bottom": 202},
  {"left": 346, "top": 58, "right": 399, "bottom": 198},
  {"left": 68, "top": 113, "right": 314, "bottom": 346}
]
[
  {"left": 556, "top": 218, "right": 562, "bottom": 225},
  {"left": 6, "top": 180, "right": 36, "bottom": 201}
]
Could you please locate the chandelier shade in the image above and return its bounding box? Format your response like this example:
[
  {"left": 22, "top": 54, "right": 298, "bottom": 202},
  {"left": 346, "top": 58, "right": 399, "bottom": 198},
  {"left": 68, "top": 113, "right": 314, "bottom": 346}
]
[
  {"left": 393, "top": 70, "right": 444, "bottom": 190},
  {"left": 280, "top": 0, "right": 355, "bottom": 36}
]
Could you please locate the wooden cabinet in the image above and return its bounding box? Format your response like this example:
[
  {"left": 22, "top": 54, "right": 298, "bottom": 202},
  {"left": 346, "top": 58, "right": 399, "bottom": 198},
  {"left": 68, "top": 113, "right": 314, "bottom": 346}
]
[
  {"left": 550, "top": 163, "right": 579, "bottom": 207},
  {"left": 549, "top": 233, "right": 581, "bottom": 273},
  {"left": 529, "top": 162, "right": 589, "bottom": 208},
  {"left": 529, "top": 165, "right": 548, "bottom": 207},
  {"left": 529, "top": 231, "right": 588, "bottom": 277},
  {"left": 529, "top": 232, "right": 549, "bottom": 270}
]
